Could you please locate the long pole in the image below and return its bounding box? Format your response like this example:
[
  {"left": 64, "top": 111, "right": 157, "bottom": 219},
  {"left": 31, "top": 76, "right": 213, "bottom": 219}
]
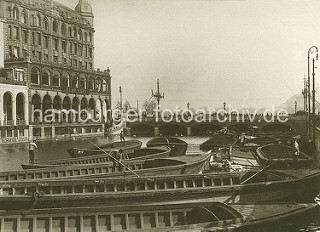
[
  {"left": 312, "top": 58, "right": 316, "bottom": 147},
  {"left": 72, "top": 130, "right": 140, "bottom": 177},
  {"left": 308, "top": 54, "right": 311, "bottom": 141}
]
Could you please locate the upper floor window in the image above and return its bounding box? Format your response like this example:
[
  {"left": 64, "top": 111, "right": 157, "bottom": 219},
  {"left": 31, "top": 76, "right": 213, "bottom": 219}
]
[
  {"left": 89, "top": 32, "right": 92, "bottom": 42},
  {"left": 13, "top": 7, "right": 19, "bottom": 20},
  {"left": 73, "top": 27, "right": 77, "bottom": 38},
  {"left": 84, "top": 32, "right": 88, "bottom": 42},
  {"left": 31, "top": 67, "right": 40, "bottom": 85},
  {"left": 53, "top": 20, "right": 58, "bottom": 33},
  {"left": 44, "top": 18, "right": 48, "bottom": 30},
  {"left": 68, "top": 27, "right": 72, "bottom": 37},
  {"left": 31, "top": 15, "right": 35, "bottom": 26},
  {"left": 61, "top": 24, "right": 66, "bottom": 36},
  {"left": 78, "top": 29, "right": 82, "bottom": 40},
  {"left": 36, "top": 14, "right": 41, "bottom": 27},
  {"left": 7, "top": 7, "right": 12, "bottom": 18},
  {"left": 21, "top": 11, "right": 27, "bottom": 24}
]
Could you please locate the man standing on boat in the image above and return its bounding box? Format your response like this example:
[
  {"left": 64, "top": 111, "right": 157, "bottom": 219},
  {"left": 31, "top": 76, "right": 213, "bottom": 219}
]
[
  {"left": 120, "top": 130, "right": 125, "bottom": 142},
  {"left": 28, "top": 140, "right": 38, "bottom": 163},
  {"left": 291, "top": 138, "right": 299, "bottom": 169}
]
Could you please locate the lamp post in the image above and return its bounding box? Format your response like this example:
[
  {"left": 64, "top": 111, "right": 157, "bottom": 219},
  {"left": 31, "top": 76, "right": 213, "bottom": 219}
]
[
  {"left": 307, "top": 46, "right": 318, "bottom": 142},
  {"left": 312, "top": 47, "right": 319, "bottom": 147},
  {"left": 151, "top": 79, "right": 164, "bottom": 117},
  {"left": 294, "top": 101, "right": 297, "bottom": 114}
]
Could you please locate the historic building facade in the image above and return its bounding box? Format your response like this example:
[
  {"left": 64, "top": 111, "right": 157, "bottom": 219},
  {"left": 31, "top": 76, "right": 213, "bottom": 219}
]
[{"left": 0, "top": 0, "right": 112, "bottom": 143}]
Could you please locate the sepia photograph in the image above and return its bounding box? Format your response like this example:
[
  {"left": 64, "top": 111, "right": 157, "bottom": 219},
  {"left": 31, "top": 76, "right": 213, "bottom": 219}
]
[{"left": 0, "top": 0, "right": 319, "bottom": 231}]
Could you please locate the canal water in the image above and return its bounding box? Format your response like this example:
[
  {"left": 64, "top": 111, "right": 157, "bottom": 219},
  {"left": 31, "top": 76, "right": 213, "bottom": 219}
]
[{"left": 0, "top": 135, "right": 319, "bottom": 231}]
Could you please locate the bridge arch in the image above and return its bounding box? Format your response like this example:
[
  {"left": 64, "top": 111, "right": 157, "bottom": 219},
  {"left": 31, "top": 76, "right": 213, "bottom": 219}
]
[
  {"left": 130, "top": 122, "right": 155, "bottom": 136},
  {"left": 158, "top": 122, "right": 187, "bottom": 136},
  {"left": 190, "top": 123, "right": 222, "bottom": 136}
]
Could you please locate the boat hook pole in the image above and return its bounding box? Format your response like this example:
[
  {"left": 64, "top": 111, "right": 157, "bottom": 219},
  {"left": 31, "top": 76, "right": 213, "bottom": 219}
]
[
  {"left": 240, "top": 160, "right": 277, "bottom": 185},
  {"left": 68, "top": 128, "right": 140, "bottom": 177}
]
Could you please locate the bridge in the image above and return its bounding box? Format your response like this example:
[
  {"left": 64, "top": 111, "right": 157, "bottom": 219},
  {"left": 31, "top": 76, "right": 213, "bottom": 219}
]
[{"left": 124, "top": 114, "right": 307, "bottom": 137}]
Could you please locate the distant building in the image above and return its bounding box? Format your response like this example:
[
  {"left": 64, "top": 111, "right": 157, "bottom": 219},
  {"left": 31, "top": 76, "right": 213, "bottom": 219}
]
[{"left": 0, "top": 0, "right": 112, "bottom": 143}]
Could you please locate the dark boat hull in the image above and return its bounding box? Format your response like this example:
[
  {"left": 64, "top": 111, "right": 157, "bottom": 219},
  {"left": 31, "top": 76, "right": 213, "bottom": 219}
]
[
  {"left": 200, "top": 135, "right": 238, "bottom": 151},
  {"left": 67, "top": 139, "right": 143, "bottom": 157},
  {"left": 146, "top": 137, "right": 188, "bottom": 156},
  {"left": 0, "top": 199, "right": 317, "bottom": 232},
  {"left": 0, "top": 154, "right": 210, "bottom": 182},
  {"left": 1, "top": 169, "right": 320, "bottom": 210},
  {"left": 254, "top": 144, "right": 314, "bottom": 169},
  {"left": 22, "top": 146, "right": 171, "bottom": 170}
]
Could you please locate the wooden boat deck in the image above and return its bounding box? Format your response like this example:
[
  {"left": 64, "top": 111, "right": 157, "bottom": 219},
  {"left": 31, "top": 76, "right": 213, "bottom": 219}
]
[
  {"left": 23, "top": 146, "right": 171, "bottom": 168},
  {"left": 0, "top": 201, "right": 316, "bottom": 232},
  {"left": 0, "top": 155, "right": 210, "bottom": 182}
]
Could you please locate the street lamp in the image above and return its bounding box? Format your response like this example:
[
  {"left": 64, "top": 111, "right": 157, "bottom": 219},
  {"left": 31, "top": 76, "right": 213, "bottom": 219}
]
[
  {"left": 311, "top": 47, "right": 319, "bottom": 146},
  {"left": 187, "top": 102, "right": 190, "bottom": 110},
  {"left": 294, "top": 101, "right": 297, "bottom": 114},
  {"left": 307, "top": 46, "right": 318, "bottom": 142}
]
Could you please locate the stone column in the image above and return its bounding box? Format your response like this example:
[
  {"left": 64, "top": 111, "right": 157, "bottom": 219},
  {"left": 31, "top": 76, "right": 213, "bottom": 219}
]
[
  {"left": 29, "top": 125, "right": 33, "bottom": 141},
  {"left": 24, "top": 100, "right": 29, "bottom": 125},
  {"left": 82, "top": 127, "right": 85, "bottom": 134},
  {"left": 154, "top": 127, "right": 159, "bottom": 136},
  {"left": 12, "top": 100, "right": 17, "bottom": 125},
  {"left": 0, "top": 97, "right": 3, "bottom": 126},
  {"left": 41, "top": 126, "right": 45, "bottom": 139},
  {"left": 187, "top": 127, "right": 192, "bottom": 136},
  {"left": 52, "top": 126, "right": 55, "bottom": 138}
]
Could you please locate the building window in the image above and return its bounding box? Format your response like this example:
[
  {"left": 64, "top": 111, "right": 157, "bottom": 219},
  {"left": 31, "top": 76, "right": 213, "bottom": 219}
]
[
  {"left": 37, "top": 32, "right": 41, "bottom": 45},
  {"left": 21, "top": 11, "right": 27, "bottom": 24},
  {"left": 78, "top": 29, "right": 82, "bottom": 40},
  {"left": 73, "top": 59, "right": 77, "bottom": 67},
  {"left": 74, "top": 43, "right": 77, "bottom": 54},
  {"left": 13, "top": 26, "right": 19, "bottom": 40},
  {"left": 89, "top": 62, "right": 92, "bottom": 69},
  {"left": 13, "top": 47, "right": 19, "bottom": 58},
  {"left": 13, "top": 7, "right": 19, "bottom": 20},
  {"left": 89, "top": 47, "right": 92, "bottom": 58},
  {"left": 79, "top": 78, "right": 85, "bottom": 89},
  {"left": 31, "top": 15, "right": 35, "bottom": 26},
  {"left": 61, "top": 24, "right": 66, "bottom": 36},
  {"left": 62, "top": 41, "right": 66, "bottom": 53},
  {"left": 42, "top": 70, "right": 50, "bottom": 86},
  {"left": 73, "top": 27, "right": 77, "bottom": 38},
  {"left": 22, "top": 30, "right": 28, "bottom": 43},
  {"left": 44, "top": 36, "right": 49, "bottom": 48},
  {"left": 36, "top": 14, "right": 41, "bottom": 27},
  {"left": 8, "top": 25, "right": 12, "bottom": 39},
  {"left": 84, "top": 32, "right": 88, "bottom": 42},
  {"left": 53, "top": 20, "right": 58, "bottom": 33},
  {"left": 54, "top": 38, "right": 59, "bottom": 50},
  {"left": 89, "top": 32, "right": 92, "bottom": 42},
  {"left": 44, "top": 18, "right": 48, "bottom": 30},
  {"left": 44, "top": 53, "right": 49, "bottom": 61},
  {"left": 53, "top": 73, "right": 60, "bottom": 87},
  {"left": 7, "top": 6, "right": 12, "bottom": 18},
  {"left": 78, "top": 45, "right": 83, "bottom": 56},
  {"left": 68, "top": 27, "right": 72, "bottom": 37},
  {"left": 63, "top": 57, "right": 67, "bottom": 63},
  {"left": 69, "top": 42, "right": 73, "bottom": 53},
  {"left": 31, "top": 32, "right": 35, "bottom": 44},
  {"left": 31, "top": 67, "right": 40, "bottom": 84}
]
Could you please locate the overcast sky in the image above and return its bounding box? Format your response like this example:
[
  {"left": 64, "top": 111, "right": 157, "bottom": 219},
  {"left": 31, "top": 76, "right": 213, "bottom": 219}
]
[{"left": 56, "top": 0, "right": 320, "bottom": 110}]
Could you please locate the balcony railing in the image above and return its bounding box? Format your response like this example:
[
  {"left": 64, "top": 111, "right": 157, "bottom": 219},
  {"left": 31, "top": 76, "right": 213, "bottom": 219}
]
[
  {"left": 17, "top": 120, "right": 26, "bottom": 125},
  {"left": 3, "top": 120, "right": 14, "bottom": 126},
  {"left": 0, "top": 78, "right": 26, "bottom": 86}
]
